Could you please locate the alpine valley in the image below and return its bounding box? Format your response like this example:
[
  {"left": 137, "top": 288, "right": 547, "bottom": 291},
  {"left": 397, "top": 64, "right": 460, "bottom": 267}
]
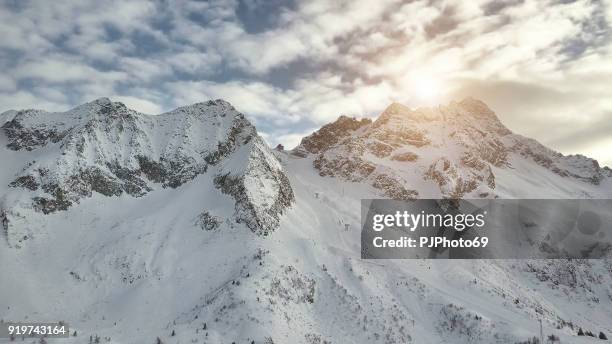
[{"left": 1, "top": 97, "right": 611, "bottom": 344}]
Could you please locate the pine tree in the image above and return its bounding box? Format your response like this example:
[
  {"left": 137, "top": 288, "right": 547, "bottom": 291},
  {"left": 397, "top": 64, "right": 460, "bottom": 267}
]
[
  {"left": 578, "top": 328, "right": 584, "bottom": 336},
  {"left": 600, "top": 332, "right": 608, "bottom": 340},
  {"left": 171, "top": 330, "right": 175, "bottom": 337}
]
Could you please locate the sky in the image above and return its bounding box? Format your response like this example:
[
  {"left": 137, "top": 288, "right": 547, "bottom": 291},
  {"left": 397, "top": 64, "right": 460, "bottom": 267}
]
[{"left": 0, "top": 0, "right": 611, "bottom": 166}]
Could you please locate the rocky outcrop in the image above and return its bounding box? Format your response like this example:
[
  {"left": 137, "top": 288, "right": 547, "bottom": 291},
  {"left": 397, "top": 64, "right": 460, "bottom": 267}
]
[
  {"left": 298, "top": 115, "right": 371, "bottom": 154},
  {"left": 0, "top": 209, "right": 8, "bottom": 241},
  {"left": 2, "top": 112, "right": 67, "bottom": 151},
  {"left": 214, "top": 137, "right": 294, "bottom": 236},
  {"left": 425, "top": 157, "right": 496, "bottom": 199},
  {"left": 372, "top": 174, "right": 418, "bottom": 200},
  {"left": 515, "top": 139, "right": 607, "bottom": 184},
  {"left": 313, "top": 155, "right": 376, "bottom": 182},
  {"left": 195, "top": 211, "right": 222, "bottom": 231},
  {"left": 368, "top": 127, "right": 430, "bottom": 148},
  {"left": 135, "top": 156, "right": 206, "bottom": 189},
  {"left": 391, "top": 151, "right": 418, "bottom": 162}
]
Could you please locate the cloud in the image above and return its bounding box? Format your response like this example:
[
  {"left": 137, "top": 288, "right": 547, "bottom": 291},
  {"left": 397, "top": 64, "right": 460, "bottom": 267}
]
[
  {"left": 14, "top": 56, "right": 127, "bottom": 84},
  {"left": 0, "top": 90, "right": 69, "bottom": 112},
  {"left": 0, "top": 75, "right": 17, "bottom": 92},
  {"left": 165, "top": 80, "right": 297, "bottom": 121},
  {"left": 167, "top": 50, "right": 223, "bottom": 75},
  {"left": 118, "top": 57, "right": 172, "bottom": 83},
  {"left": 0, "top": 0, "right": 610, "bottom": 165}
]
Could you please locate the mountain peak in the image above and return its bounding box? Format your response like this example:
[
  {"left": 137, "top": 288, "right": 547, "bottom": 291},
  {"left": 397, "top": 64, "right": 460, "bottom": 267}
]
[
  {"left": 81, "top": 97, "right": 121, "bottom": 111},
  {"left": 378, "top": 98, "right": 498, "bottom": 124},
  {"left": 374, "top": 101, "right": 442, "bottom": 127},
  {"left": 167, "top": 99, "right": 242, "bottom": 123},
  {"left": 381, "top": 102, "right": 412, "bottom": 115},
  {"left": 62, "top": 97, "right": 133, "bottom": 121},
  {"left": 455, "top": 97, "right": 496, "bottom": 117},
  {"left": 92, "top": 97, "right": 112, "bottom": 104},
  {"left": 189, "top": 99, "right": 235, "bottom": 111}
]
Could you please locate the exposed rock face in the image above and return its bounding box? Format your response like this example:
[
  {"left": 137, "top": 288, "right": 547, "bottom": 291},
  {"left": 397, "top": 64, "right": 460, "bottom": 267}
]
[
  {"left": 0, "top": 209, "right": 8, "bottom": 238},
  {"left": 2, "top": 112, "right": 68, "bottom": 151},
  {"left": 313, "top": 155, "right": 376, "bottom": 182},
  {"left": 298, "top": 115, "right": 371, "bottom": 154},
  {"left": 1, "top": 98, "right": 293, "bottom": 239},
  {"left": 391, "top": 151, "right": 418, "bottom": 162},
  {"left": 514, "top": 138, "right": 608, "bottom": 184},
  {"left": 293, "top": 98, "right": 610, "bottom": 199},
  {"left": 195, "top": 211, "right": 222, "bottom": 231},
  {"left": 424, "top": 157, "right": 493, "bottom": 199},
  {"left": 372, "top": 174, "right": 418, "bottom": 200},
  {"left": 214, "top": 136, "right": 294, "bottom": 236}
]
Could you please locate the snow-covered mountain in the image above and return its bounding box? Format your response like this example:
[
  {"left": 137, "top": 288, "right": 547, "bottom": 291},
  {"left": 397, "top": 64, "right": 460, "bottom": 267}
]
[
  {"left": 294, "top": 98, "right": 611, "bottom": 199},
  {"left": 0, "top": 98, "right": 611, "bottom": 344},
  {"left": 1, "top": 98, "right": 293, "bottom": 246}
]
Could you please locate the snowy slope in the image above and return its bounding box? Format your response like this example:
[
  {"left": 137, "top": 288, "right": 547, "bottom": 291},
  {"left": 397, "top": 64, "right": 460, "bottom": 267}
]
[{"left": 1, "top": 98, "right": 611, "bottom": 344}]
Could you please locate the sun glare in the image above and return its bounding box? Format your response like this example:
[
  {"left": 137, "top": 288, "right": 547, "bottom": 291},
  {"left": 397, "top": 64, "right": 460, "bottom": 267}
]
[{"left": 413, "top": 76, "right": 441, "bottom": 102}]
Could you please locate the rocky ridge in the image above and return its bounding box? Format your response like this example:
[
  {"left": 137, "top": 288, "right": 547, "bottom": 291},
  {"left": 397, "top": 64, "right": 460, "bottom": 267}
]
[
  {"left": 0, "top": 98, "right": 293, "bottom": 245},
  {"left": 294, "top": 98, "right": 611, "bottom": 199}
]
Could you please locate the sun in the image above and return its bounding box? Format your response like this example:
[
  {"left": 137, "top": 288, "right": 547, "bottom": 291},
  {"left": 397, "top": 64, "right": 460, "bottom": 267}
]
[{"left": 413, "top": 75, "right": 441, "bottom": 102}]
